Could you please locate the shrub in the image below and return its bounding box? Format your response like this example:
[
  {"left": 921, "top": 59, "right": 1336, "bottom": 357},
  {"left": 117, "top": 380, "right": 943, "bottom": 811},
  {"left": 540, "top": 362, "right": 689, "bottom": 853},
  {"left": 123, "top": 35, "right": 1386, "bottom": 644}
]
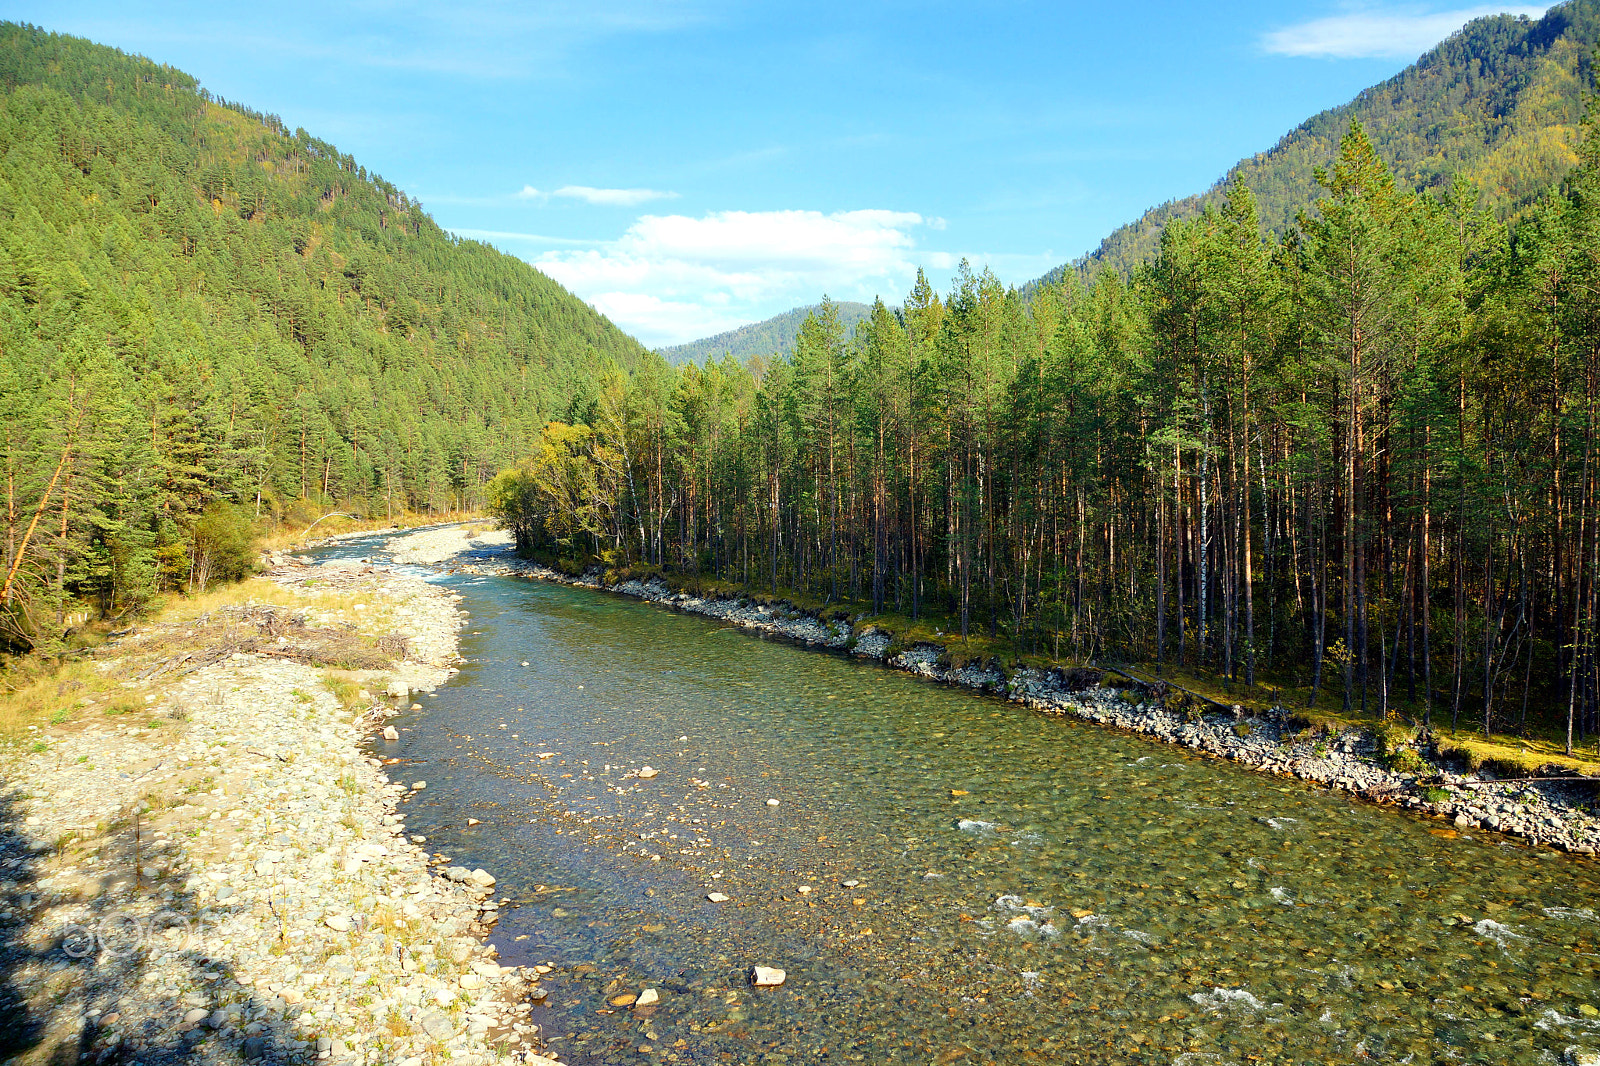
[
  {"left": 1386, "top": 748, "right": 1429, "bottom": 775},
  {"left": 189, "top": 501, "right": 258, "bottom": 591}
]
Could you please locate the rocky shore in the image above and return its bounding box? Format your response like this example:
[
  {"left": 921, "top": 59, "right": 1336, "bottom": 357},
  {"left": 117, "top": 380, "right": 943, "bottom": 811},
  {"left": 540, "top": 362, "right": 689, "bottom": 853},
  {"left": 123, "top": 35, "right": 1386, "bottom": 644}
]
[
  {"left": 444, "top": 546, "right": 1600, "bottom": 860},
  {"left": 0, "top": 557, "right": 560, "bottom": 1066},
  {"left": 388, "top": 527, "right": 513, "bottom": 567}
]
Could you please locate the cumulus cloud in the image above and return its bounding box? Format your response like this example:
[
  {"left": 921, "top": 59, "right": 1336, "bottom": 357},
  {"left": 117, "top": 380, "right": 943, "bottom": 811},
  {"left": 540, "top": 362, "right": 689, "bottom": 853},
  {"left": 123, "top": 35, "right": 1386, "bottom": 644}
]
[
  {"left": 1262, "top": 4, "right": 1548, "bottom": 59},
  {"left": 530, "top": 208, "right": 930, "bottom": 345}
]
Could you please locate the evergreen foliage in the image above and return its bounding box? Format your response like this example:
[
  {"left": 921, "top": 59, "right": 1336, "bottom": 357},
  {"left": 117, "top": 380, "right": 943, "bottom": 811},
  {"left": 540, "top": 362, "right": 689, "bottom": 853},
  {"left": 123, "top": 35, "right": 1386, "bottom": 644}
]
[
  {"left": 0, "top": 23, "right": 646, "bottom": 651},
  {"left": 1030, "top": 0, "right": 1600, "bottom": 286}
]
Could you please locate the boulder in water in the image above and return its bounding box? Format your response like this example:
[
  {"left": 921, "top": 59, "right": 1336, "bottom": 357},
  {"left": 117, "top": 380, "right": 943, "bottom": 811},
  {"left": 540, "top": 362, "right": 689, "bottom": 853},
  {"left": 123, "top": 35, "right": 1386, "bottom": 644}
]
[{"left": 751, "top": 966, "right": 786, "bottom": 987}]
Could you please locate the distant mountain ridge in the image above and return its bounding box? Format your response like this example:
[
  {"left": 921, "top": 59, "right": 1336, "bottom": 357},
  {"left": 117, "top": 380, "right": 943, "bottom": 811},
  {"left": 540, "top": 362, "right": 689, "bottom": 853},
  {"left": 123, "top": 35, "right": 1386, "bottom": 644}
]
[
  {"left": 660, "top": 302, "right": 874, "bottom": 364},
  {"left": 1029, "top": 0, "right": 1600, "bottom": 288}
]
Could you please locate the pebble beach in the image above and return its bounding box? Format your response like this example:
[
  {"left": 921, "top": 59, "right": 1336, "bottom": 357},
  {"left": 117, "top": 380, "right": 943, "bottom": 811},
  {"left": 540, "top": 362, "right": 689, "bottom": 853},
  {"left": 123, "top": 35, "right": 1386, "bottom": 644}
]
[{"left": 0, "top": 550, "right": 558, "bottom": 1066}]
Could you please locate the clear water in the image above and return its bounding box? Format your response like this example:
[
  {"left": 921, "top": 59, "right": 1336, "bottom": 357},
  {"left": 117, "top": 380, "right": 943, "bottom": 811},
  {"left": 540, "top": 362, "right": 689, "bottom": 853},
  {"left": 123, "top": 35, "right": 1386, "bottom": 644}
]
[{"left": 319, "top": 536, "right": 1600, "bottom": 1065}]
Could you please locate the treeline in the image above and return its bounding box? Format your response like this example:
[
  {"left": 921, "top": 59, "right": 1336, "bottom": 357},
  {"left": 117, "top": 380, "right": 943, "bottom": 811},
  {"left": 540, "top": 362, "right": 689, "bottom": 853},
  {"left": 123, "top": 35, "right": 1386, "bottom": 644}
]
[
  {"left": 492, "top": 118, "right": 1600, "bottom": 749},
  {"left": 0, "top": 25, "right": 645, "bottom": 651}
]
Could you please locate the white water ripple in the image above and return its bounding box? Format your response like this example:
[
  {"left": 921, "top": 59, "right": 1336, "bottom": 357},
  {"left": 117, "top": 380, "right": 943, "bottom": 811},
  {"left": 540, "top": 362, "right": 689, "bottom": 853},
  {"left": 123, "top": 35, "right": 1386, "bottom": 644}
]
[
  {"left": 1473, "top": 918, "right": 1529, "bottom": 950},
  {"left": 1190, "top": 986, "right": 1275, "bottom": 1013},
  {"left": 1534, "top": 1009, "right": 1600, "bottom": 1032},
  {"left": 1544, "top": 906, "right": 1599, "bottom": 922}
]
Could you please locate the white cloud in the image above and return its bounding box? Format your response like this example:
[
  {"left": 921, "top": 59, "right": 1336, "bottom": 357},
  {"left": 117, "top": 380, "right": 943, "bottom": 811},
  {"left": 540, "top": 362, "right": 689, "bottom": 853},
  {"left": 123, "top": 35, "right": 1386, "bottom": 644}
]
[
  {"left": 529, "top": 208, "right": 930, "bottom": 345},
  {"left": 1262, "top": 4, "right": 1548, "bottom": 59},
  {"left": 449, "top": 228, "right": 600, "bottom": 247},
  {"left": 553, "top": 185, "right": 679, "bottom": 206},
  {"left": 510, "top": 185, "right": 679, "bottom": 206}
]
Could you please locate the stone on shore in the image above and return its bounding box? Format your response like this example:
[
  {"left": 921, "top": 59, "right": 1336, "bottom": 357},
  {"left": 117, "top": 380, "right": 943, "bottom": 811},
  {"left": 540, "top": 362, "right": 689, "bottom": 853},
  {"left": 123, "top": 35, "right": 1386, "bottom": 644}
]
[{"left": 638, "top": 766, "right": 660, "bottom": 779}]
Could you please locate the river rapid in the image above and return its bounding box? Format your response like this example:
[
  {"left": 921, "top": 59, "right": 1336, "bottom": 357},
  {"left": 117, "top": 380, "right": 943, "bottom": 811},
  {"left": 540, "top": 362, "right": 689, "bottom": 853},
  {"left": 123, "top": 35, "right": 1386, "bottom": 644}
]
[{"left": 315, "top": 534, "right": 1600, "bottom": 1066}]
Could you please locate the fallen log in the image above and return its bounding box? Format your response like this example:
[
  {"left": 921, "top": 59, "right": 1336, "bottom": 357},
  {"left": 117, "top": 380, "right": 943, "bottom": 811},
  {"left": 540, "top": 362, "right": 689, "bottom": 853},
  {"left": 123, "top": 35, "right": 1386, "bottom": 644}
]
[{"left": 1102, "top": 663, "right": 1234, "bottom": 712}]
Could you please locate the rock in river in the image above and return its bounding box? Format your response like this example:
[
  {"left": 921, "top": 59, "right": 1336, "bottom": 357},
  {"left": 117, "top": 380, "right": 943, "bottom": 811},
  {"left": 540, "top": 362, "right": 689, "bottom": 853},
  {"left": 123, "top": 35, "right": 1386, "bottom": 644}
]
[{"left": 751, "top": 966, "right": 786, "bottom": 987}]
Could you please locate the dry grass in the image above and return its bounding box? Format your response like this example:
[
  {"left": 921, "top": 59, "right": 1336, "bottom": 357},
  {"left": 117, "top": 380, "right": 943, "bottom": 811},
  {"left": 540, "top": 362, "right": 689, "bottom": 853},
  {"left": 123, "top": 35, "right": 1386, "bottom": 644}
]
[
  {"left": 321, "top": 673, "right": 367, "bottom": 714},
  {"left": 0, "top": 575, "right": 406, "bottom": 743},
  {"left": 0, "top": 659, "right": 125, "bottom": 740},
  {"left": 160, "top": 577, "right": 396, "bottom": 633}
]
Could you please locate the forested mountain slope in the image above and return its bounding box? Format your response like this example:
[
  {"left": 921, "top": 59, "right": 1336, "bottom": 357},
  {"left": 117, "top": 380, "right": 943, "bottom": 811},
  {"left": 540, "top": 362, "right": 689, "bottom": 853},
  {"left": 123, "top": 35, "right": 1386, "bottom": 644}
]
[
  {"left": 1030, "top": 0, "right": 1600, "bottom": 287},
  {"left": 0, "top": 24, "right": 647, "bottom": 648},
  {"left": 659, "top": 301, "right": 871, "bottom": 364}
]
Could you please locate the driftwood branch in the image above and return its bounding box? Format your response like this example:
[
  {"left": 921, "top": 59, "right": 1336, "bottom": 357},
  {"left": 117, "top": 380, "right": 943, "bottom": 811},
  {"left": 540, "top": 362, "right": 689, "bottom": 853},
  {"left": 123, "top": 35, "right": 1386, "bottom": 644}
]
[{"left": 302, "top": 512, "right": 359, "bottom": 536}]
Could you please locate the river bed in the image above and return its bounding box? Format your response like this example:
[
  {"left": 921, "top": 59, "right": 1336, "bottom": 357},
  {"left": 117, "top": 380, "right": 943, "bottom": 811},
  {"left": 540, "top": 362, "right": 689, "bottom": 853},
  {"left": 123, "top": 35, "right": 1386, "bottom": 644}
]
[{"left": 317, "top": 534, "right": 1600, "bottom": 1066}]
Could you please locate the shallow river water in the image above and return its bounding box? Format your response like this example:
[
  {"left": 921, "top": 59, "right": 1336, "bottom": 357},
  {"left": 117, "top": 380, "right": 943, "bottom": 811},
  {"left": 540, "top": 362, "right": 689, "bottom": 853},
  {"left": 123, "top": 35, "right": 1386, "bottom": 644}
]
[{"left": 319, "top": 537, "right": 1600, "bottom": 1065}]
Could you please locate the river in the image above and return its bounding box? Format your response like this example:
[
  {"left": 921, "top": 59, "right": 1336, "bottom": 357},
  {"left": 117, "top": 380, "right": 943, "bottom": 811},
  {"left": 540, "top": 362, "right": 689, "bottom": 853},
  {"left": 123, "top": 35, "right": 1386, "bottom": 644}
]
[{"left": 316, "top": 534, "right": 1600, "bottom": 1065}]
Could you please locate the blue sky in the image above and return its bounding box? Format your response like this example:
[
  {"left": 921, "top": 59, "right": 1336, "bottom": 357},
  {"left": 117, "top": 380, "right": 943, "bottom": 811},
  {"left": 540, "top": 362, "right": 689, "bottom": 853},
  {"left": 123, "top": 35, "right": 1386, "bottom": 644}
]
[{"left": 6, "top": 0, "right": 1550, "bottom": 345}]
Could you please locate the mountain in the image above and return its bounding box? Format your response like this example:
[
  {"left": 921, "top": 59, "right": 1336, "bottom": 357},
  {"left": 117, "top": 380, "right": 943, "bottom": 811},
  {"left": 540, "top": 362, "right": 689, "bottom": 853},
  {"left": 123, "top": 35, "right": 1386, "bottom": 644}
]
[
  {"left": 660, "top": 302, "right": 874, "bottom": 364},
  {"left": 1029, "top": 0, "right": 1600, "bottom": 288},
  {"left": 0, "top": 23, "right": 648, "bottom": 646}
]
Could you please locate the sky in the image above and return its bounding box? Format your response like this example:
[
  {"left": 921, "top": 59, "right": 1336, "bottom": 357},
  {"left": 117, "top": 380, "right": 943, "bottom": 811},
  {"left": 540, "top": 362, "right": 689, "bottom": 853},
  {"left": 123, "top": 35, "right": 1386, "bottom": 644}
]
[{"left": 3, "top": 0, "right": 1553, "bottom": 346}]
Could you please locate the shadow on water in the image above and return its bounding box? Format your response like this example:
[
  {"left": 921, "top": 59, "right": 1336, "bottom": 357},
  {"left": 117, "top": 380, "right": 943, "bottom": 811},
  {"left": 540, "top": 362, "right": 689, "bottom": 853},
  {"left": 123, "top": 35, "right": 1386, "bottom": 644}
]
[{"left": 0, "top": 786, "right": 309, "bottom": 1066}]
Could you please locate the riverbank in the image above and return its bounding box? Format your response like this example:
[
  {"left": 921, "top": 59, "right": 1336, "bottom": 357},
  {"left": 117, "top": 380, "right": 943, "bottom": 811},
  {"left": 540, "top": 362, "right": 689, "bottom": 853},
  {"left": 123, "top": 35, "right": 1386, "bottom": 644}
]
[
  {"left": 387, "top": 526, "right": 513, "bottom": 567},
  {"left": 441, "top": 543, "right": 1600, "bottom": 860},
  {"left": 0, "top": 558, "right": 558, "bottom": 1066}
]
